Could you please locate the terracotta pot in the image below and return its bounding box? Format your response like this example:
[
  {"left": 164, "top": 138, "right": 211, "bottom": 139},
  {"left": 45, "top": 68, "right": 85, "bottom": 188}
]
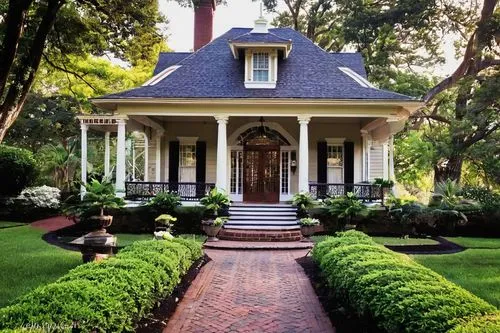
[
  {"left": 202, "top": 221, "right": 222, "bottom": 242},
  {"left": 300, "top": 225, "right": 317, "bottom": 242}
]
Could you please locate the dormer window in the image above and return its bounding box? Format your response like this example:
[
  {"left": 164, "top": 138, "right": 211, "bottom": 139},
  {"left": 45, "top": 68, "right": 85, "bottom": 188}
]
[{"left": 253, "top": 53, "right": 269, "bottom": 81}]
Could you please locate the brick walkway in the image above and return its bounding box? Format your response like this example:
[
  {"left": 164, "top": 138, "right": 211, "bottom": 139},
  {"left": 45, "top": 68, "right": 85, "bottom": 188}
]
[
  {"left": 164, "top": 249, "right": 334, "bottom": 333},
  {"left": 31, "top": 216, "right": 74, "bottom": 232}
]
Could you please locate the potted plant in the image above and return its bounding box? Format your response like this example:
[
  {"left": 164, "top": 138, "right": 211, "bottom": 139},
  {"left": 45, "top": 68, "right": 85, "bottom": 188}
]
[
  {"left": 200, "top": 188, "right": 230, "bottom": 241},
  {"left": 154, "top": 214, "right": 177, "bottom": 240},
  {"left": 299, "top": 217, "right": 320, "bottom": 242},
  {"left": 80, "top": 178, "right": 125, "bottom": 234},
  {"left": 202, "top": 216, "right": 227, "bottom": 242},
  {"left": 292, "top": 192, "right": 316, "bottom": 218}
]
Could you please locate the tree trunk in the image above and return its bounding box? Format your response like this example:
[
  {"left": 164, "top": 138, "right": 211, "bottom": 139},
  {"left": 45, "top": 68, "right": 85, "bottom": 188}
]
[{"left": 434, "top": 155, "right": 464, "bottom": 184}]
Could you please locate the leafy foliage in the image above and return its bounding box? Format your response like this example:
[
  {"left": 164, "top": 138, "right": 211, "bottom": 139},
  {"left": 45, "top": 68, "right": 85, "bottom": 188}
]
[
  {"left": 312, "top": 232, "right": 496, "bottom": 333},
  {"left": 460, "top": 186, "right": 500, "bottom": 211},
  {"left": 0, "top": 238, "right": 203, "bottom": 332},
  {"left": 147, "top": 192, "right": 182, "bottom": 214},
  {"left": 299, "top": 217, "right": 320, "bottom": 226},
  {"left": 81, "top": 179, "right": 125, "bottom": 216},
  {"left": 200, "top": 188, "right": 230, "bottom": 217},
  {"left": 449, "top": 313, "right": 500, "bottom": 333},
  {"left": 432, "top": 179, "right": 463, "bottom": 208},
  {"left": 0, "top": 144, "right": 38, "bottom": 195},
  {"left": 323, "top": 192, "right": 369, "bottom": 228},
  {"left": 292, "top": 191, "right": 316, "bottom": 218},
  {"left": 36, "top": 141, "right": 80, "bottom": 191}
]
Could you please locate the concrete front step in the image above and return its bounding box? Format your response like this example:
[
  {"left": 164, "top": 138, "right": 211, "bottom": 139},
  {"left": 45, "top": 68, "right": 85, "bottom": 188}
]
[
  {"left": 229, "top": 215, "right": 297, "bottom": 220},
  {"left": 219, "top": 228, "right": 302, "bottom": 242}
]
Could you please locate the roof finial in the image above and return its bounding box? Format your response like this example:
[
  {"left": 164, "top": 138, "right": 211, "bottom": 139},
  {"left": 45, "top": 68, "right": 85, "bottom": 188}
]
[{"left": 251, "top": 1, "right": 268, "bottom": 34}]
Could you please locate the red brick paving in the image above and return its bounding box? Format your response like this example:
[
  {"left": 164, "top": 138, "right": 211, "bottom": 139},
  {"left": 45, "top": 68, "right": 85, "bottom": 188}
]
[
  {"left": 203, "top": 240, "right": 313, "bottom": 250},
  {"left": 31, "top": 216, "right": 74, "bottom": 232},
  {"left": 164, "top": 249, "right": 334, "bottom": 333}
]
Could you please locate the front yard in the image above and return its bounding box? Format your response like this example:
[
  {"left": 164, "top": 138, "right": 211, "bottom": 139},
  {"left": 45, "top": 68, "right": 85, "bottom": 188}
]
[
  {"left": 0, "top": 224, "right": 81, "bottom": 307},
  {"left": 413, "top": 237, "right": 500, "bottom": 308}
]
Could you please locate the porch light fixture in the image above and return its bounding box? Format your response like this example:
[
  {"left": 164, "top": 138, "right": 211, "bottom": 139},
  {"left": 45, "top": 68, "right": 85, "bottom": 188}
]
[{"left": 291, "top": 151, "right": 297, "bottom": 174}]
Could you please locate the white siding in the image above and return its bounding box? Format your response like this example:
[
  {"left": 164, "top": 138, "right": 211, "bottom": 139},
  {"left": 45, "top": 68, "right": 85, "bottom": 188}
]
[{"left": 369, "top": 144, "right": 384, "bottom": 181}]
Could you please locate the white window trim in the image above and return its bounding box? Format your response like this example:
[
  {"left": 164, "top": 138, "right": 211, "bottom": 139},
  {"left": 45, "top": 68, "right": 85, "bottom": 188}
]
[
  {"left": 326, "top": 139, "right": 345, "bottom": 184},
  {"left": 338, "top": 67, "right": 375, "bottom": 88},
  {"left": 245, "top": 50, "right": 277, "bottom": 89},
  {"left": 143, "top": 65, "right": 181, "bottom": 86}
]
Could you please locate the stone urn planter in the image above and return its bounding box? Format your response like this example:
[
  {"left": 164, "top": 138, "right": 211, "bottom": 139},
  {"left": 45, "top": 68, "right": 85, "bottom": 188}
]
[
  {"left": 202, "top": 217, "right": 227, "bottom": 242},
  {"left": 299, "top": 217, "right": 320, "bottom": 242}
]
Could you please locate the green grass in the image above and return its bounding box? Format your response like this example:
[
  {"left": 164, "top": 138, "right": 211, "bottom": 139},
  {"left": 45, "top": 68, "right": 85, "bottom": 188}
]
[
  {"left": 0, "top": 225, "right": 81, "bottom": 308},
  {"left": 372, "top": 236, "right": 439, "bottom": 246},
  {"left": 115, "top": 233, "right": 152, "bottom": 247},
  {"left": 0, "top": 221, "right": 26, "bottom": 229},
  {"left": 311, "top": 235, "right": 438, "bottom": 246},
  {"left": 413, "top": 248, "right": 500, "bottom": 308},
  {"left": 444, "top": 237, "right": 500, "bottom": 249}
]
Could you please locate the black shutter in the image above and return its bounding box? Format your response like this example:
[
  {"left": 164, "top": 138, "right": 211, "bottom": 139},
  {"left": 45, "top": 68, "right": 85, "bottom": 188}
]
[
  {"left": 169, "top": 141, "right": 179, "bottom": 185},
  {"left": 317, "top": 141, "right": 327, "bottom": 183},
  {"left": 344, "top": 141, "right": 354, "bottom": 184},
  {"left": 195, "top": 141, "right": 207, "bottom": 198}
]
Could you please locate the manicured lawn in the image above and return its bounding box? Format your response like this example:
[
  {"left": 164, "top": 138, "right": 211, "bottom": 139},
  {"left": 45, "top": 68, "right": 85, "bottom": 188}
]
[
  {"left": 0, "top": 221, "right": 26, "bottom": 229},
  {"left": 444, "top": 237, "right": 500, "bottom": 249},
  {"left": 372, "top": 236, "right": 439, "bottom": 246},
  {"left": 311, "top": 235, "right": 438, "bottom": 246},
  {"left": 0, "top": 225, "right": 81, "bottom": 308},
  {"left": 413, "top": 248, "right": 500, "bottom": 308},
  {"left": 115, "top": 233, "right": 207, "bottom": 247}
]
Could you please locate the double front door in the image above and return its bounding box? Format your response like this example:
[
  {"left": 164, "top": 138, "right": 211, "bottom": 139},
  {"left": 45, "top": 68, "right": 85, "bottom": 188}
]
[{"left": 243, "top": 144, "right": 280, "bottom": 203}]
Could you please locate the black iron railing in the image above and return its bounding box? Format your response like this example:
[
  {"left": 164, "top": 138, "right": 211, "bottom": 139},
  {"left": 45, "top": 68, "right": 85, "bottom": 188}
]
[
  {"left": 125, "top": 181, "right": 215, "bottom": 201},
  {"left": 309, "top": 183, "right": 388, "bottom": 202}
]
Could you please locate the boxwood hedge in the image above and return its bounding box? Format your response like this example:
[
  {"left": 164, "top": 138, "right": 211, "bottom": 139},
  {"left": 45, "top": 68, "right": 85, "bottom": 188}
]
[
  {"left": 0, "top": 238, "right": 203, "bottom": 332},
  {"left": 312, "top": 230, "right": 497, "bottom": 333}
]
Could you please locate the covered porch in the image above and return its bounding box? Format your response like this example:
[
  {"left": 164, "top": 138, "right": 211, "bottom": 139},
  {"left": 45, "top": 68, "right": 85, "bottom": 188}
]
[{"left": 78, "top": 101, "right": 410, "bottom": 203}]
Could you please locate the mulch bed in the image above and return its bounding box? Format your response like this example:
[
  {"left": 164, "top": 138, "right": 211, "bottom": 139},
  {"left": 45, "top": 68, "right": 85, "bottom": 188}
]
[
  {"left": 135, "top": 254, "right": 210, "bottom": 333},
  {"left": 297, "top": 255, "right": 384, "bottom": 333},
  {"left": 384, "top": 236, "right": 464, "bottom": 254}
]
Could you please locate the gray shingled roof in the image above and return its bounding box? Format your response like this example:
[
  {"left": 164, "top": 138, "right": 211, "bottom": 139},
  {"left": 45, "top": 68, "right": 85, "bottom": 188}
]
[
  {"left": 153, "top": 52, "right": 191, "bottom": 75},
  {"left": 230, "top": 31, "right": 291, "bottom": 44},
  {"left": 101, "top": 28, "right": 415, "bottom": 101}
]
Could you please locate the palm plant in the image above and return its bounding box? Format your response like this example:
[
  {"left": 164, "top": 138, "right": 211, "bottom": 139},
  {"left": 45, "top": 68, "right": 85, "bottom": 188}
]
[
  {"left": 82, "top": 178, "right": 125, "bottom": 219},
  {"left": 292, "top": 192, "right": 316, "bottom": 218},
  {"left": 37, "top": 141, "right": 79, "bottom": 192},
  {"left": 432, "top": 179, "right": 462, "bottom": 208}
]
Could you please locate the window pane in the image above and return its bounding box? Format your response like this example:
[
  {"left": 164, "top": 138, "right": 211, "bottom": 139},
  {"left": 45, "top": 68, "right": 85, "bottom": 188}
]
[
  {"left": 253, "top": 53, "right": 269, "bottom": 82},
  {"left": 327, "top": 168, "right": 343, "bottom": 183},
  {"left": 179, "top": 144, "right": 196, "bottom": 182},
  {"left": 253, "top": 70, "right": 269, "bottom": 82},
  {"left": 327, "top": 144, "right": 343, "bottom": 183}
]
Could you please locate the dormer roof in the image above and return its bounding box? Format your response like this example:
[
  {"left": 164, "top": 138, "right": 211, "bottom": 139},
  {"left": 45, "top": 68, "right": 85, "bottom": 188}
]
[{"left": 98, "top": 28, "right": 416, "bottom": 101}]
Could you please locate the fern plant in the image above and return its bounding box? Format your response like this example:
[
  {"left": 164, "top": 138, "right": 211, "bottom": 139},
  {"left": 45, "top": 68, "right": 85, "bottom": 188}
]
[
  {"left": 200, "top": 187, "right": 230, "bottom": 217},
  {"left": 323, "top": 192, "right": 368, "bottom": 229}
]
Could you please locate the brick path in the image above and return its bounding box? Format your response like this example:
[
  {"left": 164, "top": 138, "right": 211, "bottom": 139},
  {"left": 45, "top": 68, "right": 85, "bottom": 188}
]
[
  {"left": 31, "top": 216, "right": 74, "bottom": 232},
  {"left": 164, "top": 249, "right": 334, "bottom": 333}
]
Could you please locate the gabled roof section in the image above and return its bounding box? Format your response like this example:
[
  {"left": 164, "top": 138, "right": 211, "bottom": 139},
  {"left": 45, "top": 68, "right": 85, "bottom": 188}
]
[
  {"left": 153, "top": 52, "right": 191, "bottom": 75},
  {"left": 230, "top": 32, "right": 291, "bottom": 44},
  {"left": 99, "top": 28, "right": 416, "bottom": 101}
]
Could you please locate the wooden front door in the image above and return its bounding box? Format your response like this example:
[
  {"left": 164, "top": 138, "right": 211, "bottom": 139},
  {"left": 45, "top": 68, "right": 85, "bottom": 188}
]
[{"left": 243, "top": 144, "right": 280, "bottom": 203}]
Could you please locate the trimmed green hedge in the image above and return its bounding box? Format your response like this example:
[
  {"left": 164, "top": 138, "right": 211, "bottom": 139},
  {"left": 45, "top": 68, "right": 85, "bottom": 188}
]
[
  {"left": 0, "top": 238, "right": 203, "bottom": 332},
  {"left": 449, "top": 313, "right": 500, "bottom": 333},
  {"left": 312, "top": 231, "right": 496, "bottom": 333}
]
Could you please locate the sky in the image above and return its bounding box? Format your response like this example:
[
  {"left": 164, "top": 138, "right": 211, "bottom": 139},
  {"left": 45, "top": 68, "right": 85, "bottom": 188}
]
[{"left": 159, "top": 0, "right": 461, "bottom": 76}]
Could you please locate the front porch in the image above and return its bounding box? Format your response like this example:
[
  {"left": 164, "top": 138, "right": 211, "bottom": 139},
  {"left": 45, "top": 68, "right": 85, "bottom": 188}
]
[
  {"left": 124, "top": 181, "right": 387, "bottom": 202},
  {"left": 78, "top": 111, "right": 401, "bottom": 204}
]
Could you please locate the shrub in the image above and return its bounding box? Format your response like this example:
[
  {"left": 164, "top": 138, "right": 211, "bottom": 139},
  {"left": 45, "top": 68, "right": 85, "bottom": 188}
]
[
  {"left": 461, "top": 186, "right": 500, "bottom": 212},
  {"left": 448, "top": 313, "right": 500, "bottom": 333},
  {"left": 147, "top": 192, "right": 181, "bottom": 214},
  {"left": 15, "top": 185, "right": 61, "bottom": 209},
  {"left": 172, "top": 206, "right": 206, "bottom": 234},
  {"left": 323, "top": 192, "right": 369, "bottom": 229},
  {"left": 0, "top": 145, "right": 38, "bottom": 196},
  {"left": 0, "top": 238, "right": 203, "bottom": 332},
  {"left": 292, "top": 192, "right": 316, "bottom": 217},
  {"left": 313, "top": 232, "right": 496, "bottom": 333}
]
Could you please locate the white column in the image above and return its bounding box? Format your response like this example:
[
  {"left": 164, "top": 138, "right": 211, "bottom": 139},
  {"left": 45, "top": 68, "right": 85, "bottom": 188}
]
[
  {"left": 298, "top": 115, "right": 311, "bottom": 193},
  {"left": 382, "top": 141, "right": 389, "bottom": 180},
  {"left": 80, "top": 123, "right": 88, "bottom": 199},
  {"left": 104, "top": 131, "right": 110, "bottom": 179},
  {"left": 215, "top": 115, "right": 229, "bottom": 191},
  {"left": 155, "top": 131, "right": 162, "bottom": 182},
  {"left": 389, "top": 135, "right": 395, "bottom": 181},
  {"left": 143, "top": 134, "right": 149, "bottom": 181},
  {"left": 115, "top": 120, "right": 127, "bottom": 196}
]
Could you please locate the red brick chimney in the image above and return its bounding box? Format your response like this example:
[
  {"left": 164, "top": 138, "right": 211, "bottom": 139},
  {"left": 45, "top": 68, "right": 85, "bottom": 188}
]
[{"left": 194, "top": 0, "right": 216, "bottom": 51}]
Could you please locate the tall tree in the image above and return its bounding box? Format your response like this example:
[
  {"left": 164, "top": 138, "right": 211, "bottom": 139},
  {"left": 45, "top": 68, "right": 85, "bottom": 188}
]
[
  {"left": 411, "top": 0, "right": 499, "bottom": 183},
  {"left": 0, "top": 0, "right": 166, "bottom": 142}
]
